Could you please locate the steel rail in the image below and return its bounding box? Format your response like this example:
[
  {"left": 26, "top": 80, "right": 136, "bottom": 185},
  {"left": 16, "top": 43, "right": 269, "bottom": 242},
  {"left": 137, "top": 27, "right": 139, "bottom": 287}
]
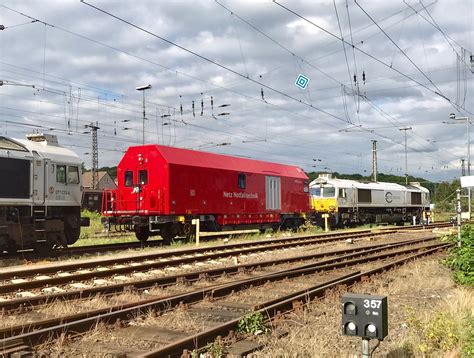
[
  {"left": 0, "top": 223, "right": 450, "bottom": 280},
  {"left": 0, "top": 236, "right": 436, "bottom": 312},
  {"left": 0, "top": 230, "right": 392, "bottom": 286},
  {"left": 0, "top": 240, "right": 446, "bottom": 351},
  {"left": 3, "top": 230, "right": 262, "bottom": 259},
  {"left": 0, "top": 222, "right": 452, "bottom": 262}
]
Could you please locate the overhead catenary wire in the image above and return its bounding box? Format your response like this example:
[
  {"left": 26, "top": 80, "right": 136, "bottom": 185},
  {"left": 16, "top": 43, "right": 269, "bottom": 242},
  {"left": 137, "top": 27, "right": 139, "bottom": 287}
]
[
  {"left": 212, "top": 0, "right": 448, "bottom": 154},
  {"left": 333, "top": 0, "right": 355, "bottom": 124},
  {"left": 0, "top": 1, "right": 373, "bottom": 145},
  {"left": 407, "top": 0, "right": 472, "bottom": 67},
  {"left": 0, "top": 70, "right": 460, "bottom": 169},
  {"left": 273, "top": 0, "right": 473, "bottom": 116},
  {"left": 0, "top": 1, "right": 466, "bottom": 178},
  {"left": 2, "top": 4, "right": 460, "bottom": 147},
  {"left": 80, "top": 0, "right": 358, "bottom": 126},
  {"left": 344, "top": 0, "right": 361, "bottom": 119},
  {"left": 353, "top": 0, "right": 465, "bottom": 116}
]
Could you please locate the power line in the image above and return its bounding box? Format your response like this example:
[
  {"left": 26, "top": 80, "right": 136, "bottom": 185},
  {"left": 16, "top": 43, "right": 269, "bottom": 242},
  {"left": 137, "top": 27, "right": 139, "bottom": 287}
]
[
  {"left": 75, "top": 1, "right": 448, "bottom": 174},
  {"left": 354, "top": 1, "right": 443, "bottom": 96},
  {"left": 1, "top": 70, "right": 458, "bottom": 171},
  {"left": 273, "top": 0, "right": 473, "bottom": 116},
  {"left": 345, "top": 0, "right": 361, "bottom": 121},
  {"left": 333, "top": 0, "right": 355, "bottom": 123},
  {"left": 241, "top": 0, "right": 437, "bottom": 89},
  {"left": 412, "top": 0, "right": 471, "bottom": 62},
  {"left": 0, "top": 4, "right": 271, "bottom": 107},
  {"left": 80, "top": 0, "right": 355, "bottom": 126}
]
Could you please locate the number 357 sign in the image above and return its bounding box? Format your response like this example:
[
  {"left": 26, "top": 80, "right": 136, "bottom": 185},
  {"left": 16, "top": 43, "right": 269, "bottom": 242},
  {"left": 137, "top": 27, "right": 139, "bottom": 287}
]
[{"left": 342, "top": 293, "right": 388, "bottom": 340}]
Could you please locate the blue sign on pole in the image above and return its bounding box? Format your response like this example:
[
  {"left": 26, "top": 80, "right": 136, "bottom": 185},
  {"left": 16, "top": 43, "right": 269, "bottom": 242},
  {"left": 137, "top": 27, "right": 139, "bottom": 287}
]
[{"left": 295, "top": 74, "right": 310, "bottom": 89}]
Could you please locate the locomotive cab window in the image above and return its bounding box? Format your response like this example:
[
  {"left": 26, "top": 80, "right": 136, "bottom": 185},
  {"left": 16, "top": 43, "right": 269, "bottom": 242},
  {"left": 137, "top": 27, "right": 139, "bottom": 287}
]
[
  {"left": 311, "top": 187, "right": 321, "bottom": 197},
  {"left": 67, "top": 166, "right": 79, "bottom": 184},
  {"left": 56, "top": 165, "right": 66, "bottom": 184},
  {"left": 139, "top": 170, "right": 148, "bottom": 185},
  {"left": 338, "top": 188, "right": 346, "bottom": 198},
  {"left": 238, "top": 173, "right": 246, "bottom": 189},
  {"left": 322, "top": 186, "right": 336, "bottom": 198},
  {"left": 124, "top": 171, "right": 133, "bottom": 187}
]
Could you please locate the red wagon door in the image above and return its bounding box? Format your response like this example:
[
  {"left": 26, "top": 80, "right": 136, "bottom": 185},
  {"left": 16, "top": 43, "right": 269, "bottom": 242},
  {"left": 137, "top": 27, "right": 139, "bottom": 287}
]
[
  {"left": 121, "top": 168, "right": 149, "bottom": 214},
  {"left": 265, "top": 176, "right": 281, "bottom": 211}
]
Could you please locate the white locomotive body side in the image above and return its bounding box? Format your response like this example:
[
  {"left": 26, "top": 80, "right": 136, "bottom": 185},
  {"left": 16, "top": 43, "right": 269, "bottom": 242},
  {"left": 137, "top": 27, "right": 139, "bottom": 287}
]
[
  {"left": 310, "top": 174, "right": 430, "bottom": 227},
  {"left": 0, "top": 134, "right": 84, "bottom": 252}
]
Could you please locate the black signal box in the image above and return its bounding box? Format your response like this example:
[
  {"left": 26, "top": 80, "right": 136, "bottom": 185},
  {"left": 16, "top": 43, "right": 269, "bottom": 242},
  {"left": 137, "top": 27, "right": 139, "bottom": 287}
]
[{"left": 341, "top": 293, "right": 388, "bottom": 340}]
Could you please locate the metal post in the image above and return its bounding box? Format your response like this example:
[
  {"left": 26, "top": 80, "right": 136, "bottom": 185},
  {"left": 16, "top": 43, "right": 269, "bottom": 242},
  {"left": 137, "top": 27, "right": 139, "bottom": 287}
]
[
  {"left": 192, "top": 219, "right": 200, "bottom": 246},
  {"left": 399, "top": 127, "right": 412, "bottom": 184},
  {"left": 451, "top": 115, "right": 471, "bottom": 220},
  {"left": 404, "top": 130, "right": 408, "bottom": 184},
  {"left": 467, "top": 118, "right": 471, "bottom": 220},
  {"left": 371, "top": 140, "right": 377, "bottom": 182},
  {"left": 136, "top": 84, "right": 152, "bottom": 145},
  {"left": 456, "top": 189, "right": 462, "bottom": 248},
  {"left": 85, "top": 122, "right": 100, "bottom": 190},
  {"left": 323, "top": 213, "right": 329, "bottom": 232},
  {"left": 142, "top": 90, "right": 146, "bottom": 145},
  {"left": 362, "top": 338, "right": 370, "bottom": 358}
]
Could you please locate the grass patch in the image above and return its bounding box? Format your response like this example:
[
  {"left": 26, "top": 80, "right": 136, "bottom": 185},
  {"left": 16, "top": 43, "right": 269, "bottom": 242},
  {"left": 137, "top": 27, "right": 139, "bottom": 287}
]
[
  {"left": 403, "top": 288, "right": 473, "bottom": 357},
  {"left": 78, "top": 210, "right": 104, "bottom": 239}
]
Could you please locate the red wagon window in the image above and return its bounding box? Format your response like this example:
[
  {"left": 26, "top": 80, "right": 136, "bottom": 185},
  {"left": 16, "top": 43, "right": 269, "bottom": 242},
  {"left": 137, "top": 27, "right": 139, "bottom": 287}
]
[
  {"left": 238, "top": 173, "right": 246, "bottom": 189},
  {"left": 124, "top": 171, "right": 133, "bottom": 187},
  {"left": 139, "top": 170, "right": 148, "bottom": 185}
]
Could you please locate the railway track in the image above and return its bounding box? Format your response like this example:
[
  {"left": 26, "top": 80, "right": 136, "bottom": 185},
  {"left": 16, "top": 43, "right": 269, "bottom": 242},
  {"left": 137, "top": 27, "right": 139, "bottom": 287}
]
[
  {"left": 0, "top": 224, "right": 451, "bottom": 307},
  {"left": 0, "top": 229, "right": 401, "bottom": 311},
  {"left": 0, "top": 229, "right": 393, "bottom": 282},
  {"left": 1, "top": 222, "right": 452, "bottom": 261},
  {"left": 0, "top": 230, "right": 260, "bottom": 260},
  {"left": 0, "top": 235, "right": 435, "bottom": 312},
  {"left": 0, "top": 233, "right": 450, "bottom": 357}
]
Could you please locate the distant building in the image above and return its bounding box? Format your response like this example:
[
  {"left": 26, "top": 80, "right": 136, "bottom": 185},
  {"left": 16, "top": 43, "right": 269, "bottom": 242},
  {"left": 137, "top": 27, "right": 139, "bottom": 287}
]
[
  {"left": 82, "top": 171, "right": 117, "bottom": 212},
  {"left": 82, "top": 171, "right": 117, "bottom": 190}
]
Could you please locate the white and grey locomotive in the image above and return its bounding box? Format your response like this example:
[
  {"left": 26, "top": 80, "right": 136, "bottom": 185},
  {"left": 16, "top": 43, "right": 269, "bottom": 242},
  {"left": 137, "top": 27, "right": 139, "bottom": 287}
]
[
  {"left": 310, "top": 173, "right": 430, "bottom": 227},
  {"left": 0, "top": 133, "right": 85, "bottom": 253}
]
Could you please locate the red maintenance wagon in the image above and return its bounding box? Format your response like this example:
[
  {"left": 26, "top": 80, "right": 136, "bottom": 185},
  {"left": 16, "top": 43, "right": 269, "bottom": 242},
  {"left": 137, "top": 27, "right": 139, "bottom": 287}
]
[{"left": 102, "top": 145, "right": 310, "bottom": 242}]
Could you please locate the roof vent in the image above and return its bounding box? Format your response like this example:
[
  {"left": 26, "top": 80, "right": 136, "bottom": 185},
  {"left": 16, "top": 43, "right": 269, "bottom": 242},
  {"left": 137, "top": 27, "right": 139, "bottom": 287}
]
[
  {"left": 409, "top": 182, "right": 420, "bottom": 186},
  {"left": 26, "top": 133, "right": 59, "bottom": 146}
]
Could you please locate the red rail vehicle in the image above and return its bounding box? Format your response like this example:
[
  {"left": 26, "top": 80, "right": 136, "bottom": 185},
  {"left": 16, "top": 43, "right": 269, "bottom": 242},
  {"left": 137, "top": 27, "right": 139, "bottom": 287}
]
[{"left": 102, "top": 145, "right": 310, "bottom": 243}]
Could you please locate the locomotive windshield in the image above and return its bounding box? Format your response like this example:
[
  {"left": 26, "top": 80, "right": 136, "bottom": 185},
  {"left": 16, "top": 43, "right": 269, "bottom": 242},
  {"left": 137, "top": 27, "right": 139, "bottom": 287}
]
[
  {"left": 311, "top": 187, "right": 321, "bottom": 197},
  {"left": 310, "top": 185, "right": 336, "bottom": 198}
]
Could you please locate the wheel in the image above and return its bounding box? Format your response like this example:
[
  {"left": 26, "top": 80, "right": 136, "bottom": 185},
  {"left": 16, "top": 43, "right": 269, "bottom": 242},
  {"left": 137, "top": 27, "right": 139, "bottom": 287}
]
[
  {"left": 160, "top": 224, "right": 177, "bottom": 244},
  {"left": 182, "top": 222, "right": 195, "bottom": 242},
  {"left": 134, "top": 225, "right": 150, "bottom": 242},
  {"left": 64, "top": 214, "right": 81, "bottom": 245}
]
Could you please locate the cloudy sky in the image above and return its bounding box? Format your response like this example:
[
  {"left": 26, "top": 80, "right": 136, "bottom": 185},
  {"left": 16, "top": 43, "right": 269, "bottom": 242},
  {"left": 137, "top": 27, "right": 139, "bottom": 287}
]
[{"left": 0, "top": 0, "right": 473, "bottom": 182}]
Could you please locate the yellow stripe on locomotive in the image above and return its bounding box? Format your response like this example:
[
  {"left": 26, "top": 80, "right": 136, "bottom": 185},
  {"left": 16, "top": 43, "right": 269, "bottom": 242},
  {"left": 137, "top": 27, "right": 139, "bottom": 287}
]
[{"left": 311, "top": 197, "right": 338, "bottom": 213}]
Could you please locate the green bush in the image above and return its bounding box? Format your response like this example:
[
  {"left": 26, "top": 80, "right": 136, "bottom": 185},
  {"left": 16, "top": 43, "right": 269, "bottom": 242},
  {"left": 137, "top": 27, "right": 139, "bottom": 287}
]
[
  {"left": 444, "top": 224, "right": 474, "bottom": 286},
  {"left": 236, "top": 312, "right": 268, "bottom": 335}
]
